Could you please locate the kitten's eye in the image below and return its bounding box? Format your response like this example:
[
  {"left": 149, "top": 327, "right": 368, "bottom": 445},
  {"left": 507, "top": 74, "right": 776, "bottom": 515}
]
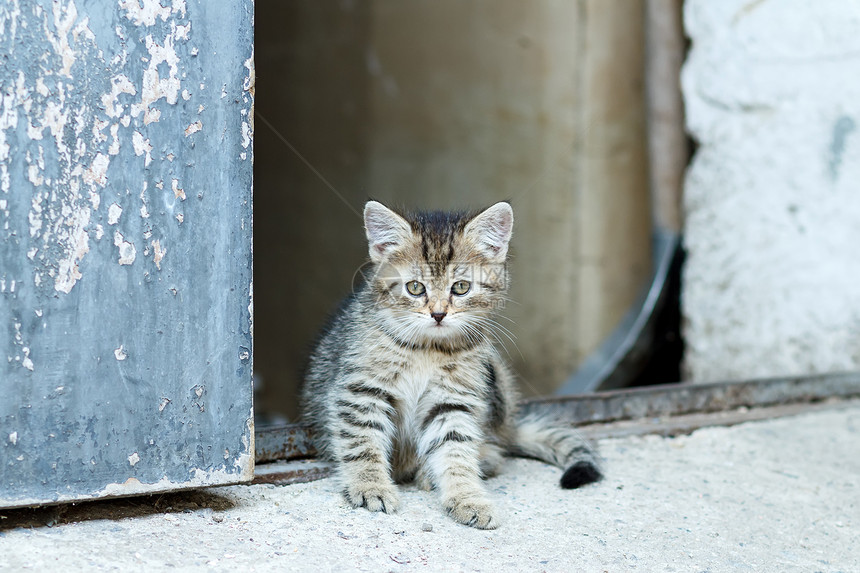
[
  {"left": 405, "top": 280, "right": 426, "bottom": 296},
  {"left": 451, "top": 280, "right": 471, "bottom": 296}
]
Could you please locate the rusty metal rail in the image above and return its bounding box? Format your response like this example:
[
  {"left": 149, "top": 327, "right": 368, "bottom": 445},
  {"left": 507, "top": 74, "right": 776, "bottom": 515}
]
[
  {"left": 254, "top": 372, "right": 860, "bottom": 467},
  {"left": 522, "top": 371, "right": 860, "bottom": 422}
]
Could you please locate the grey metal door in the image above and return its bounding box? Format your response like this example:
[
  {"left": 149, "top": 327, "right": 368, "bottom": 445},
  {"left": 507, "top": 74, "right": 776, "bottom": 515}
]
[{"left": 0, "top": 0, "right": 254, "bottom": 508}]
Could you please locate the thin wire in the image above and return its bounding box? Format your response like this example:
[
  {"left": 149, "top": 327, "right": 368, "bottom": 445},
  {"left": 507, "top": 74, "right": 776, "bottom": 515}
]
[{"left": 256, "top": 111, "right": 362, "bottom": 219}]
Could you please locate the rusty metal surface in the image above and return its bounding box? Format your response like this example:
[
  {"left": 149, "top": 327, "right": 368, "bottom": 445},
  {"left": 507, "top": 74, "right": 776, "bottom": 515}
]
[
  {"left": 251, "top": 460, "right": 332, "bottom": 486},
  {"left": 523, "top": 371, "right": 860, "bottom": 422},
  {"left": 255, "top": 423, "right": 317, "bottom": 464},
  {"left": 578, "top": 399, "right": 856, "bottom": 441},
  {"left": 254, "top": 372, "right": 860, "bottom": 466}
]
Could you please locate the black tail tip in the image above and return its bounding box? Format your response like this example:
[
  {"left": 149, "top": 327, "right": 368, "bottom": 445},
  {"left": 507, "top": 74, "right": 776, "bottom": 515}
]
[{"left": 560, "top": 461, "right": 602, "bottom": 489}]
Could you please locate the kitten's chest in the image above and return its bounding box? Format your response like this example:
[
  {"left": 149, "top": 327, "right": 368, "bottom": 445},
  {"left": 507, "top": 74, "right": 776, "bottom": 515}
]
[
  {"left": 393, "top": 354, "right": 439, "bottom": 433},
  {"left": 390, "top": 352, "right": 483, "bottom": 435}
]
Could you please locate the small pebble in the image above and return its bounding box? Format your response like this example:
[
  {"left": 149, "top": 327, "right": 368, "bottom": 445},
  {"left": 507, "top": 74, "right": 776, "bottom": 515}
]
[
  {"left": 212, "top": 514, "right": 225, "bottom": 523},
  {"left": 421, "top": 523, "right": 433, "bottom": 532}
]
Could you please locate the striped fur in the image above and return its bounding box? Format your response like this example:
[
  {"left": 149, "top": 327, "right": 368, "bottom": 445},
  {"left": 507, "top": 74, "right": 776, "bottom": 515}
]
[{"left": 301, "top": 201, "right": 601, "bottom": 529}]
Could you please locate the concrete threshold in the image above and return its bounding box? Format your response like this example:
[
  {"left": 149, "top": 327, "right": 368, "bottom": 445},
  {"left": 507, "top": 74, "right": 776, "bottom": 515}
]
[{"left": 1, "top": 399, "right": 858, "bottom": 571}]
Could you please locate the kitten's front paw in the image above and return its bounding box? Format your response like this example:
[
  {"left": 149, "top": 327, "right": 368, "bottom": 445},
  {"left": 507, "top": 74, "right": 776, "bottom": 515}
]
[
  {"left": 345, "top": 482, "right": 401, "bottom": 514},
  {"left": 445, "top": 497, "right": 499, "bottom": 529}
]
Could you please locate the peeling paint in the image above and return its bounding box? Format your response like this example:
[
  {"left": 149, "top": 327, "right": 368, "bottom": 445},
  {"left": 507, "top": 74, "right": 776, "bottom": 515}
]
[
  {"left": 101, "top": 74, "right": 136, "bottom": 118},
  {"left": 55, "top": 208, "right": 91, "bottom": 294},
  {"left": 114, "top": 345, "right": 128, "bottom": 361},
  {"left": 21, "top": 348, "right": 34, "bottom": 371},
  {"left": 113, "top": 231, "right": 136, "bottom": 265},
  {"left": 82, "top": 153, "right": 110, "bottom": 187},
  {"left": 107, "top": 203, "right": 122, "bottom": 225},
  {"left": 241, "top": 120, "right": 252, "bottom": 149},
  {"left": 108, "top": 123, "right": 121, "bottom": 155},
  {"left": 171, "top": 178, "right": 185, "bottom": 201},
  {"left": 89, "top": 458, "right": 254, "bottom": 501},
  {"left": 132, "top": 130, "right": 153, "bottom": 167},
  {"left": 131, "top": 32, "right": 183, "bottom": 125},
  {"left": 152, "top": 239, "right": 165, "bottom": 269},
  {"left": 46, "top": 0, "right": 82, "bottom": 78},
  {"left": 139, "top": 182, "right": 150, "bottom": 218},
  {"left": 118, "top": 0, "right": 171, "bottom": 28},
  {"left": 184, "top": 120, "right": 202, "bottom": 136}
]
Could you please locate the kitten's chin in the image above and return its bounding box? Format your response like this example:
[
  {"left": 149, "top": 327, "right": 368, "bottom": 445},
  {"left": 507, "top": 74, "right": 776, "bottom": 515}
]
[{"left": 420, "top": 320, "right": 463, "bottom": 342}]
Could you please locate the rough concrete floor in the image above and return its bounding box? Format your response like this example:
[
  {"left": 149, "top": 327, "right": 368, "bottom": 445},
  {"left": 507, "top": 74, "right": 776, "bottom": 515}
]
[{"left": 1, "top": 403, "right": 858, "bottom": 572}]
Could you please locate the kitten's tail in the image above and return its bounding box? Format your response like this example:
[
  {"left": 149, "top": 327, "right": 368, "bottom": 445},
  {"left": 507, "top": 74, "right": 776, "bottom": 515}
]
[{"left": 509, "top": 411, "right": 603, "bottom": 489}]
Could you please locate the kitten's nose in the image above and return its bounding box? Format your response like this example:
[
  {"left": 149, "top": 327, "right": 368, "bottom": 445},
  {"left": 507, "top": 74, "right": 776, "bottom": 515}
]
[{"left": 431, "top": 312, "right": 446, "bottom": 324}]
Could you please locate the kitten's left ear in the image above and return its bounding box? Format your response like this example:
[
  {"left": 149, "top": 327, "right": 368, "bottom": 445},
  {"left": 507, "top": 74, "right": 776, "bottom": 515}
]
[{"left": 464, "top": 202, "right": 514, "bottom": 261}]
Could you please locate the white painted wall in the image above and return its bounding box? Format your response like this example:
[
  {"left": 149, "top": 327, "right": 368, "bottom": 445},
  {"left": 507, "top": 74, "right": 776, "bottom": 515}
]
[{"left": 682, "top": 0, "right": 860, "bottom": 382}]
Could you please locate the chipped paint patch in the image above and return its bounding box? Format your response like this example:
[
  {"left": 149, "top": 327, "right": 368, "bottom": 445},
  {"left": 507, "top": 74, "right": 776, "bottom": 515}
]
[
  {"left": 46, "top": 0, "right": 81, "bottom": 78},
  {"left": 101, "top": 74, "right": 136, "bottom": 118},
  {"left": 113, "top": 231, "right": 136, "bottom": 265},
  {"left": 152, "top": 239, "right": 166, "bottom": 269},
  {"left": 21, "top": 347, "right": 34, "bottom": 371},
  {"left": 127, "top": 452, "right": 140, "bottom": 466},
  {"left": 131, "top": 33, "right": 182, "bottom": 124},
  {"left": 107, "top": 203, "right": 123, "bottom": 225},
  {"left": 184, "top": 120, "right": 201, "bottom": 136},
  {"left": 114, "top": 345, "right": 128, "bottom": 361},
  {"left": 132, "top": 130, "right": 153, "bottom": 167},
  {"left": 55, "top": 208, "right": 91, "bottom": 294},
  {"left": 9, "top": 320, "right": 35, "bottom": 372},
  {"left": 0, "top": 451, "right": 254, "bottom": 508},
  {"left": 139, "top": 182, "right": 150, "bottom": 218},
  {"left": 241, "top": 120, "right": 252, "bottom": 149},
  {"left": 118, "top": 0, "right": 170, "bottom": 27},
  {"left": 82, "top": 153, "right": 110, "bottom": 187},
  {"left": 108, "top": 123, "right": 121, "bottom": 154},
  {"left": 171, "top": 178, "right": 185, "bottom": 201}
]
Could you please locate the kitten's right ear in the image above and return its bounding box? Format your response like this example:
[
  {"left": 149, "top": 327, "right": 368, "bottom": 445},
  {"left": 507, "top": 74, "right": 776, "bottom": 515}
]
[{"left": 364, "top": 201, "right": 413, "bottom": 263}]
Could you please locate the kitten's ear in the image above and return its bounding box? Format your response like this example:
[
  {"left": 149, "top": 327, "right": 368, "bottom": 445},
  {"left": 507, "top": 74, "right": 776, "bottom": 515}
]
[
  {"left": 364, "top": 201, "right": 413, "bottom": 263},
  {"left": 464, "top": 202, "right": 514, "bottom": 261}
]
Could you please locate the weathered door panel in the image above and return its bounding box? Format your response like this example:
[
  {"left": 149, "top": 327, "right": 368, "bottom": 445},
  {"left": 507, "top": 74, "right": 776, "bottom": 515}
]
[{"left": 0, "top": 1, "right": 254, "bottom": 508}]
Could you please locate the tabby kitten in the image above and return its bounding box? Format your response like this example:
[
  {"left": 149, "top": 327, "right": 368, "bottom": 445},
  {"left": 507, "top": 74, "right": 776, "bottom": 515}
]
[{"left": 302, "top": 201, "right": 601, "bottom": 529}]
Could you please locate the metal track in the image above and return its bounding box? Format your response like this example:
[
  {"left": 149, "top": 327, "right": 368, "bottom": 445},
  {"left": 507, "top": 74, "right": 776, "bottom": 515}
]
[{"left": 252, "top": 372, "right": 860, "bottom": 484}]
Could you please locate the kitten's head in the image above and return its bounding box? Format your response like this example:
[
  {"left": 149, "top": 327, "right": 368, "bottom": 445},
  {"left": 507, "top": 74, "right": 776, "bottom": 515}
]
[{"left": 362, "top": 200, "right": 513, "bottom": 348}]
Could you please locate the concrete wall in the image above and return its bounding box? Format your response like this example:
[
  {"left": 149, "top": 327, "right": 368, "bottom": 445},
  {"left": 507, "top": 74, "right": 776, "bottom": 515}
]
[
  {"left": 255, "top": 0, "right": 652, "bottom": 419},
  {"left": 682, "top": 0, "right": 860, "bottom": 382}
]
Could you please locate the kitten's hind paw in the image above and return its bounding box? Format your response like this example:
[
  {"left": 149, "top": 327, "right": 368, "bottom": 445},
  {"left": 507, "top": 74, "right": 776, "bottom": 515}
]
[
  {"left": 560, "top": 461, "right": 602, "bottom": 489},
  {"left": 345, "top": 482, "right": 401, "bottom": 513},
  {"left": 445, "top": 498, "right": 499, "bottom": 530}
]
